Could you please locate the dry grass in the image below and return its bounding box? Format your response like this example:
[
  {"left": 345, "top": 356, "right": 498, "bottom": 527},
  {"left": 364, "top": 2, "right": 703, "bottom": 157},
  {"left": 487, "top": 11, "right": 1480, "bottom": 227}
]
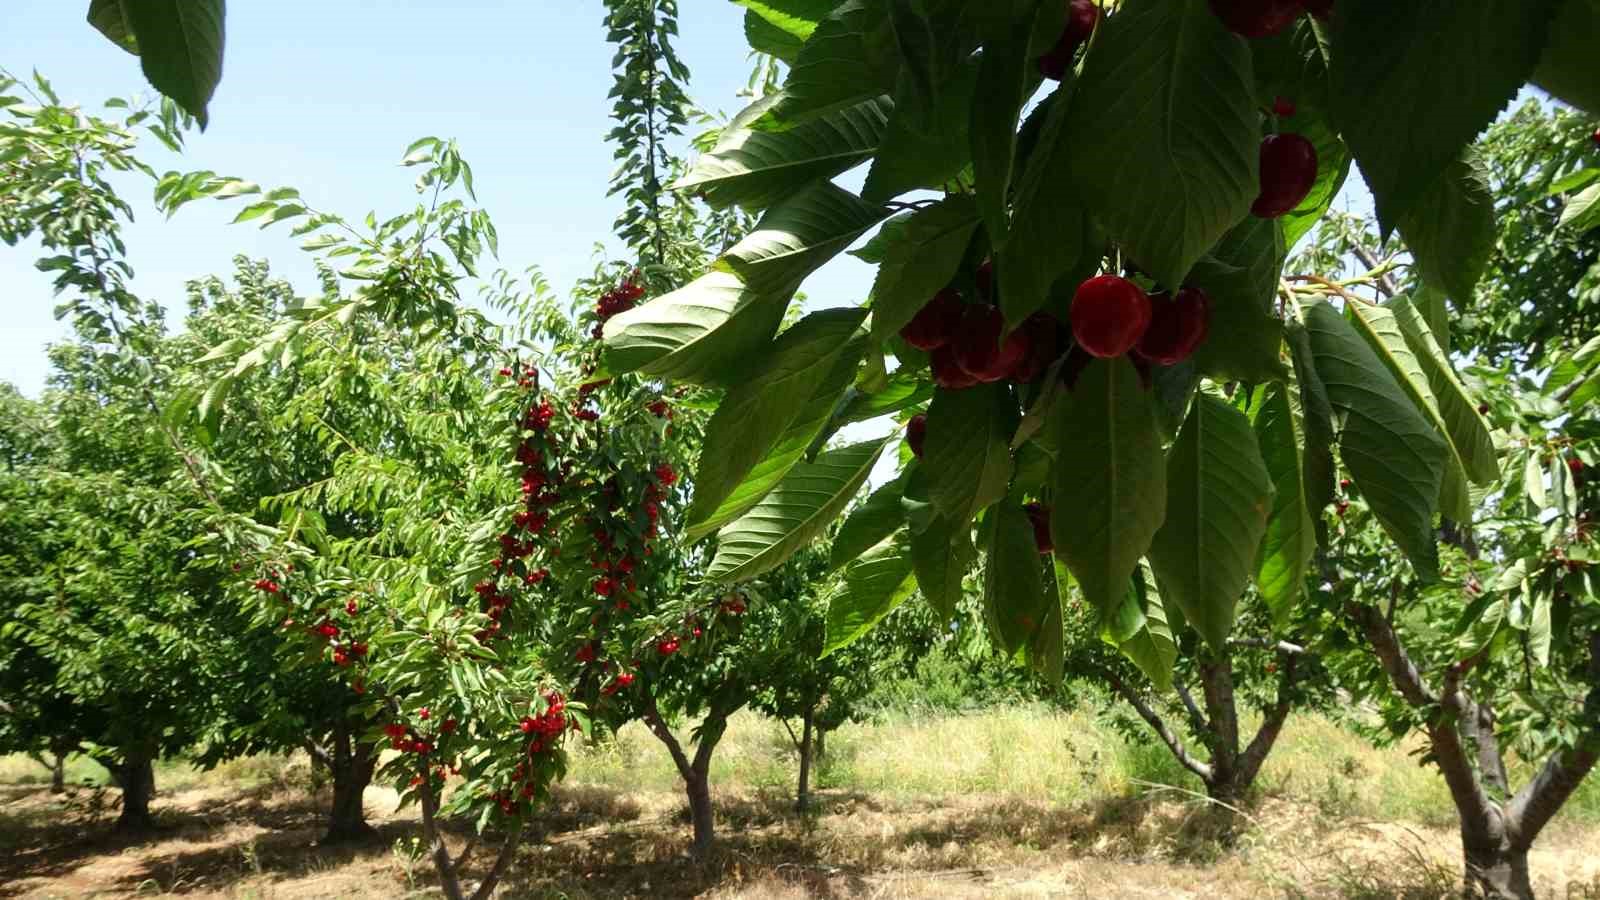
[{"left": 3, "top": 707, "right": 1598, "bottom": 899}]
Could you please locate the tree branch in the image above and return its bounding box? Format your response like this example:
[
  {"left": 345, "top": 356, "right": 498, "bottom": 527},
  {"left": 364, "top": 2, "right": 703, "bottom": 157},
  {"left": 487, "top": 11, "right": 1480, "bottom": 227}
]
[
  {"left": 1505, "top": 632, "right": 1600, "bottom": 849},
  {"left": 302, "top": 740, "right": 333, "bottom": 770},
  {"left": 1173, "top": 678, "right": 1208, "bottom": 733},
  {"left": 639, "top": 687, "right": 694, "bottom": 780},
  {"left": 468, "top": 821, "right": 526, "bottom": 900},
  {"left": 1228, "top": 637, "right": 1309, "bottom": 656},
  {"left": 1239, "top": 653, "right": 1299, "bottom": 786},
  {"left": 419, "top": 761, "right": 465, "bottom": 900},
  {"left": 1103, "top": 670, "right": 1213, "bottom": 782}
]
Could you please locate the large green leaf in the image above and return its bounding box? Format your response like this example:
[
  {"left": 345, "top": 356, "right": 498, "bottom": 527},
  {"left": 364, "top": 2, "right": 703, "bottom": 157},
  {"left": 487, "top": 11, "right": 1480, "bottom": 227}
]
[
  {"left": 910, "top": 513, "right": 973, "bottom": 621},
  {"left": 708, "top": 438, "right": 890, "bottom": 582},
  {"left": 763, "top": 1, "right": 900, "bottom": 129},
  {"left": 823, "top": 532, "right": 917, "bottom": 656},
  {"left": 735, "top": 0, "right": 840, "bottom": 61},
  {"left": 985, "top": 503, "right": 1051, "bottom": 655},
  {"left": 675, "top": 97, "right": 891, "bottom": 211},
  {"left": 862, "top": 56, "right": 979, "bottom": 202},
  {"left": 1147, "top": 395, "right": 1273, "bottom": 651},
  {"left": 830, "top": 470, "right": 910, "bottom": 569},
  {"left": 1559, "top": 183, "right": 1600, "bottom": 233},
  {"left": 601, "top": 271, "right": 794, "bottom": 386},
  {"left": 1252, "top": 384, "right": 1316, "bottom": 626},
  {"left": 1533, "top": 0, "right": 1600, "bottom": 115},
  {"left": 970, "top": 1, "right": 1066, "bottom": 245},
  {"left": 867, "top": 194, "right": 981, "bottom": 342},
  {"left": 1109, "top": 563, "right": 1178, "bottom": 692},
  {"left": 1304, "top": 302, "right": 1446, "bottom": 579},
  {"left": 1026, "top": 560, "right": 1068, "bottom": 684},
  {"left": 1388, "top": 295, "right": 1498, "bottom": 485},
  {"left": 997, "top": 90, "right": 1096, "bottom": 326},
  {"left": 1396, "top": 153, "right": 1496, "bottom": 305},
  {"left": 922, "top": 383, "right": 1015, "bottom": 526},
  {"left": 686, "top": 309, "right": 868, "bottom": 540},
  {"left": 1330, "top": 0, "right": 1561, "bottom": 233},
  {"left": 1050, "top": 357, "right": 1167, "bottom": 623},
  {"left": 718, "top": 182, "right": 888, "bottom": 292},
  {"left": 1285, "top": 322, "right": 1337, "bottom": 522},
  {"left": 835, "top": 372, "right": 934, "bottom": 424},
  {"left": 1186, "top": 254, "right": 1286, "bottom": 384},
  {"left": 90, "top": 0, "right": 225, "bottom": 127},
  {"left": 1346, "top": 300, "right": 1473, "bottom": 522},
  {"left": 1062, "top": 0, "right": 1258, "bottom": 290}
]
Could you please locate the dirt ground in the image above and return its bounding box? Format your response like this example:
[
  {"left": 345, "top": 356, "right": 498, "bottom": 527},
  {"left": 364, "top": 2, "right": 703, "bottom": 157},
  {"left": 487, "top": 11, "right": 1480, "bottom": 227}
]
[{"left": 3, "top": 777, "right": 1598, "bottom": 900}]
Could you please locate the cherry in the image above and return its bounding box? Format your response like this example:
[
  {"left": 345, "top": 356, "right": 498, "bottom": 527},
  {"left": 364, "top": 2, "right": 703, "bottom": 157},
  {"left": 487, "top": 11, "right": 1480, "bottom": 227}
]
[
  {"left": 441, "top": 718, "right": 458, "bottom": 733},
  {"left": 418, "top": 707, "right": 431, "bottom": 720},
  {"left": 906, "top": 414, "right": 928, "bottom": 458},
  {"left": 1571, "top": 456, "right": 1586, "bottom": 484},
  {"left": 1135, "top": 287, "right": 1211, "bottom": 365},
  {"left": 1070, "top": 275, "right": 1152, "bottom": 358},
  {"left": 1024, "top": 503, "right": 1054, "bottom": 554},
  {"left": 975, "top": 259, "right": 995, "bottom": 300},
  {"left": 954, "top": 305, "right": 1028, "bottom": 382},
  {"left": 1037, "top": 0, "right": 1100, "bottom": 80},
  {"left": 931, "top": 345, "right": 980, "bottom": 390},
  {"left": 1208, "top": 0, "right": 1302, "bottom": 38},
  {"left": 1252, "top": 133, "right": 1318, "bottom": 218},
  {"left": 1008, "top": 313, "right": 1064, "bottom": 383},
  {"left": 1272, "top": 96, "right": 1296, "bottom": 118},
  {"left": 900, "top": 287, "right": 965, "bottom": 351}
]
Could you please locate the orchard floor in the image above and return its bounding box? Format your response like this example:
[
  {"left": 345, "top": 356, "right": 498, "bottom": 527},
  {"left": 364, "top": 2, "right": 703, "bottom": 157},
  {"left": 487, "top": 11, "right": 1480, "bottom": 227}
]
[{"left": 4, "top": 707, "right": 1599, "bottom": 899}]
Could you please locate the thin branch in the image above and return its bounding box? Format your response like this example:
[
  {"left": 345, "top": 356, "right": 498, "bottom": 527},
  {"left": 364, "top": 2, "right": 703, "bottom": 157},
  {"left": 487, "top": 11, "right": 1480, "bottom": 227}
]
[
  {"left": 1227, "top": 637, "right": 1309, "bottom": 656},
  {"left": 1103, "top": 670, "right": 1213, "bottom": 782},
  {"left": 467, "top": 822, "right": 526, "bottom": 900},
  {"left": 1174, "top": 678, "right": 1208, "bottom": 732}
]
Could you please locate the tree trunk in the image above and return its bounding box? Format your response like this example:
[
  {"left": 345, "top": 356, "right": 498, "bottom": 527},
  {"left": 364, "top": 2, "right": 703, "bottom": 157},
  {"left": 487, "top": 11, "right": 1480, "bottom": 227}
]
[
  {"left": 112, "top": 755, "right": 156, "bottom": 831},
  {"left": 323, "top": 742, "right": 379, "bottom": 843},
  {"left": 685, "top": 767, "right": 715, "bottom": 854},
  {"left": 795, "top": 706, "right": 814, "bottom": 813},
  {"left": 49, "top": 751, "right": 66, "bottom": 793},
  {"left": 1464, "top": 840, "right": 1533, "bottom": 900},
  {"left": 814, "top": 726, "right": 826, "bottom": 762}
]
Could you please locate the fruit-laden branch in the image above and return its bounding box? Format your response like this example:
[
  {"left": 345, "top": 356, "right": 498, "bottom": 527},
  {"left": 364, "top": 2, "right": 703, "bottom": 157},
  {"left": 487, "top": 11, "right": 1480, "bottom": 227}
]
[
  {"left": 1102, "top": 669, "right": 1213, "bottom": 782},
  {"left": 1237, "top": 652, "right": 1300, "bottom": 786}
]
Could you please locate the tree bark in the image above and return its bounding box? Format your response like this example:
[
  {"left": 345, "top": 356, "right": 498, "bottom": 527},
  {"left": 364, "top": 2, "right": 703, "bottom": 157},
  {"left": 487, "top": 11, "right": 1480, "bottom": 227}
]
[
  {"left": 1464, "top": 842, "right": 1534, "bottom": 900},
  {"left": 49, "top": 751, "right": 65, "bottom": 794},
  {"left": 110, "top": 755, "right": 156, "bottom": 832},
  {"left": 685, "top": 766, "right": 715, "bottom": 853},
  {"left": 639, "top": 687, "right": 733, "bottom": 856},
  {"left": 814, "top": 726, "right": 826, "bottom": 762},
  {"left": 323, "top": 739, "right": 379, "bottom": 843},
  {"left": 795, "top": 706, "right": 815, "bottom": 813}
]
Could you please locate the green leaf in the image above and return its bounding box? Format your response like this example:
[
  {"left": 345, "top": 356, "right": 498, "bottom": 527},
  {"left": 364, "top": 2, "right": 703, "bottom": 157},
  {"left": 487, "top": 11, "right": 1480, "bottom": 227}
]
[
  {"left": 823, "top": 532, "right": 917, "bottom": 656},
  {"left": 1533, "top": 0, "right": 1600, "bottom": 115},
  {"left": 830, "top": 471, "right": 909, "bottom": 570},
  {"left": 863, "top": 56, "right": 979, "bottom": 202},
  {"left": 1285, "top": 321, "right": 1337, "bottom": 522},
  {"left": 602, "top": 271, "right": 794, "bottom": 386},
  {"left": 1329, "top": 0, "right": 1561, "bottom": 233},
  {"left": 848, "top": 212, "right": 913, "bottom": 264},
  {"left": 1396, "top": 152, "right": 1496, "bottom": 304},
  {"left": 1186, "top": 254, "right": 1286, "bottom": 384},
  {"left": 763, "top": 1, "right": 899, "bottom": 130},
  {"left": 835, "top": 372, "right": 934, "bottom": 424},
  {"left": 1147, "top": 395, "right": 1273, "bottom": 651},
  {"left": 1346, "top": 300, "right": 1473, "bottom": 522},
  {"left": 1252, "top": 385, "right": 1316, "bottom": 627},
  {"left": 970, "top": 1, "right": 1065, "bottom": 245},
  {"left": 1113, "top": 564, "right": 1178, "bottom": 692},
  {"left": 867, "top": 194, "right": 980, "bottom": 342},
  {"left": 685, "top": 309, "right": 868, "bottom": 541},
  {"left": 984, "top": 503, "right": 1052, "bottom": 655},
  {"left": 1559, "top": 183, "right": 1600, "bottom": 233},
  {"left": 91, "top": 0, "right": 226, "bottom": 127},
  {"left": 718, "top": 181, "right": 887, "bottom": 292},
  {"left": 676, "top": 97, "right": 891, "bottom": 211},
  {"left": 737, "top": 0, "right": 839, "bottom": 61},
  {"left": 922, "top": 383, "right": 1015, "bottom": 526},
  {"left": 1388, "top": 295, "right": 1497, "bottom": 485},
  {"left": 997, "top": 90, "right": 1096, "bottom": 326},
  {"left": 909, "top": 513, "right": 973, "bottom": 621},
  {"left": 1304, "top": 302, "right": 1446, "bottom": 579},
  {"left": 1062, "top": 0, "right": 1259, "bottom": 290},
  {"left": 1529, "top": 588, "right": 1552, "bottom": 667},
  {"left": 1050, "top": 357, "right": 1168, "bottom": 623},
  {"left": 709, "top": 438, "right": 891, "bottom": 581},
  {"left": 1026, "top": 561, "right": 1068, "bottom": 684}
]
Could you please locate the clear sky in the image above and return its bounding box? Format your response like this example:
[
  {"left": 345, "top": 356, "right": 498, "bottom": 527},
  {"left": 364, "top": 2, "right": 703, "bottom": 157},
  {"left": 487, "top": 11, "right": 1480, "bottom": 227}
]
[{"left": 0, "top": 1, "right": 881, "bottom": 397}]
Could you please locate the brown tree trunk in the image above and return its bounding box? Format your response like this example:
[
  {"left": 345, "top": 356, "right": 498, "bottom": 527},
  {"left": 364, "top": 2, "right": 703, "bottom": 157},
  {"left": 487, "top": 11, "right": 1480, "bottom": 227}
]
[
  {"left": 111, "top": 755, "right": 156, "bottom": 831},
  {"left": 686, "top": 766, "right": 715, "bottom": 854},
  {"left": 1464, "top": 840, "right": 1533, "bottom": 900},
  {"left": 795, "top": 706, "right": 814, "bottom": 813},
  {"left": 49, "top": 750, "right": 66, "bottom": 793},
  {"left": 323, "top": 741, "right": 379, "bottom": 843}
]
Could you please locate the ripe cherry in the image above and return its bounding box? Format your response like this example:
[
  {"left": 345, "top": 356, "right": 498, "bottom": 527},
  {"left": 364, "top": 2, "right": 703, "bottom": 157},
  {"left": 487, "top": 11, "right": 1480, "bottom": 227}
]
[
  {"left": 1208, "top": 0, "right": 1302, "bottom": 38},
  {"left": 900, "top": 288, "right": 965, "bottom": 351},
  {"left": 1070, "top": 275, "right": 1152, "bottom": 359},
  {"left": 1037, "top": 0, "right": 1100, "bottom": 80},
  {"left": 1135, "top": 287, "right": 1211, "bottom": 365},
  {"left": 1593, "top": 128, "right": 1600, "bottom": 149},
  {"left": 906, "top": 414, "right": 928, "bottom": 458},
  {"left": 1272, "top": 96, "right": 1296, "bottom": 118},
  {"left": 1024, "top": 503, "right": 1054, "bottom": 554},
  {"left": 1252, "top": 133, "right": 1318, "bottom": 218},
  {"left": 930, "top": 345, "right": 979, "bottom": 390},
  {"left": 1008, "top": 313, "right": 1063, "bottom": 383},
  {"left": 1570, "top": 456, "right": 1586, "bottom": 484},
  {"left": 975, "top": 259, "right": 995, "bottom": 301},
  {"left": 954, "top": 305, "right": 1028, "bottom": 382}
]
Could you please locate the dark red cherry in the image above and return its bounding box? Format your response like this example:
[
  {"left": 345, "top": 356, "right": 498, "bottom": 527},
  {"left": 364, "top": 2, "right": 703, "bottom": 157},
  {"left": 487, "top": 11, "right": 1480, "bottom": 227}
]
[
  {"left": 1024, "top": 503, "right": 1054, "bottom": 554},
  {"left": 1252, "top": 133, "right": 1318, "bottom": 219},
  {"left": 1070, "top": 276, "right": 1152, "bottom": 359},
  {"left": 975, "top": 259, "right": 995, "bottom": 301},
  {"left": 1037, "top": 0, "right": 1100, "bottom": 80},
  {"left": 900, "top": 288, "right": 965, "bottom": 351},
  {"left": 1135, "top": 287, "right": 1211, "bottom": 365},
  {"left": 1008, "top": 313, "right": 1064, "bottom": 383},
  {"left": 1208, "top": 0, "right": 1303, "bottom": 38},
  {"left": 954, "top": 305, "right": 1027, "bottom": 383},
  {"left": 931, "top": 346, "right": 979, "bottom": 390},
  {"left": 906, "top": 414, "right": 928, "bottom": 458}
]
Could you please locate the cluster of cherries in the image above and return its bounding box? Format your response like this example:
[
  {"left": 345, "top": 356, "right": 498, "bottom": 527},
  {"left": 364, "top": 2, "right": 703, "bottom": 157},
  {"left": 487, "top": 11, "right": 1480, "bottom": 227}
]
[
  {"left": 250, "top": 566, "right": 372, "bottom": 689},
  {"left": 590, "top": 274, "right": 646, "bottom": 338}
]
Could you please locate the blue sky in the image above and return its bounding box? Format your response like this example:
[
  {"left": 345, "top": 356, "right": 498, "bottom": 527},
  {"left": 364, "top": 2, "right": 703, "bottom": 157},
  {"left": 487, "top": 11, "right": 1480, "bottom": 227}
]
[{"left": 0, "top": 1, "right": 880, "bottom": 396}]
